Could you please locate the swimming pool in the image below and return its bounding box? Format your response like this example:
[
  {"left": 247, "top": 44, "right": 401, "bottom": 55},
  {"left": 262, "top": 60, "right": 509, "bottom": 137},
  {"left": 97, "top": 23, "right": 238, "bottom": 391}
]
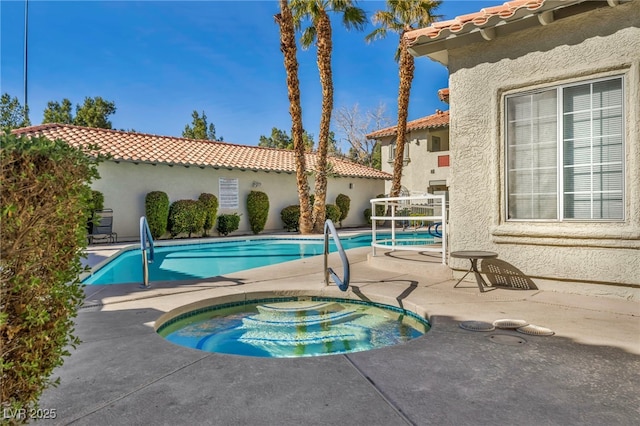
[
  {"left": 156, "top": 297, "right": 430, "bottom": 358},
  {"left": 84, "top": 232, "right": 434, "bottom": 285}
]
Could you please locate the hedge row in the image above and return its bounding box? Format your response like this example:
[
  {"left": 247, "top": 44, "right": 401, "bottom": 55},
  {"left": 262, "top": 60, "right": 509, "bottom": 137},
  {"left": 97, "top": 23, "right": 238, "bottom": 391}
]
[
  {"left": 144, "top": 190, "right": 271, "bottom": 237},
  {"left": 281, "top": 194, "right": 351, "bottom": 231},
  {"left": 1, "top": 133, "right": 101, "bottom": 414}
]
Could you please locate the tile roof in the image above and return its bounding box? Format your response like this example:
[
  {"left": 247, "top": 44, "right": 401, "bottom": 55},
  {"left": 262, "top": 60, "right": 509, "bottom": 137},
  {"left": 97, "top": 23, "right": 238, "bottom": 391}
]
[
  {"left": 438, "top": 88, "right": 450, "bottom": 104},
  {"left": 366, "top": 110, "right": 449, "bottom": 139},
  {"left": 405, "top": 0, "right": 586, "bottom": 45},
  {"left": 13, "top": 124, "right": 391, "bottom": 180}
]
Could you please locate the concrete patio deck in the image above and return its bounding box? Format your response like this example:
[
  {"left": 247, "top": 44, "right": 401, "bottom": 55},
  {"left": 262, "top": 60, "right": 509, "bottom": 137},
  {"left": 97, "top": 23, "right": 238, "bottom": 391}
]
[{"left": 35, "top": 243, "right": 639, "bottom": 425}]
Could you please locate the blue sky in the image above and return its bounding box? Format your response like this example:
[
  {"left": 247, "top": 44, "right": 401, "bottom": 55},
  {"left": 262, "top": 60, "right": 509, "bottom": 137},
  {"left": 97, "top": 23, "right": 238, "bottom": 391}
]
[{"left": 1, "top": 1, "right": 487, "bottom": 149}]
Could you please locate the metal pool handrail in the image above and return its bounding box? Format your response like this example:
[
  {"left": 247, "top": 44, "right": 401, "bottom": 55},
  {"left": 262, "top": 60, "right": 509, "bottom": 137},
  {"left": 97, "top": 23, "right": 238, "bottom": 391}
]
[
  {"left": 324, "top": 219, "right": 350, "bottom": 292},
  {"left": 140, "top": 216, "right": 155, "bottom": 288}
]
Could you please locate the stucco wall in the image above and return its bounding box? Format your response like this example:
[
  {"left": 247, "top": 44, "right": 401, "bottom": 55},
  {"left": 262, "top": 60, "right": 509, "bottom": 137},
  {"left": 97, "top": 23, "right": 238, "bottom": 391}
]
[
  {"left": 446, "top": 2, "right": 640, "bottom": 286},
  {"left": 92, "top": 161, "right": 385, "bottom": 240},
  {"left": 380, "top": 126, "right": 450, "bottom": 194}
]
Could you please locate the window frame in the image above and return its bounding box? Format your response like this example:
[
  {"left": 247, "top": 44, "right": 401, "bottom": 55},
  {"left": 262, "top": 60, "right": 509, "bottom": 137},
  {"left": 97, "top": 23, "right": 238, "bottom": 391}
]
[
  {"left": 388, "top": 138, "right": 410, "bottom": 164},
  {"left": 504, "top": 75, "right": 625, "bottom": 223}
]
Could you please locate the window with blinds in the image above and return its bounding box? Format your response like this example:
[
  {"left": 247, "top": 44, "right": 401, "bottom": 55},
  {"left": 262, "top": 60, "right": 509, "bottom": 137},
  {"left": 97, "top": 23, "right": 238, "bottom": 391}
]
[{"left": 506, "top": 76, "right": 624, "bottom": 221}]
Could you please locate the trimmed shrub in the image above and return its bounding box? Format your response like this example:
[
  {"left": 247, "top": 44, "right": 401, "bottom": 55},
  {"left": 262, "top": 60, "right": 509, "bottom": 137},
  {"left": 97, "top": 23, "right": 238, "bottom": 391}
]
[
  {"left": 325, "top": 204, "right": 342, "bottom": 224},
  {"left": 335, "top": 193, "right": 350, "bottom": 226},
  {"left": 281, "top": 205, "right": 300, "bottom": 232},
  {"left": 247, "top": 191, "right": 269, "bottom": 234},
  {"left": 364, "top": 194, "right": 386, "bottom": 226},
  {"left": 1, "top": 133, "right": 101, "bottom": 414},
  {"left": 86, "top": 190, "right": 104, "bottom": 233},
  {"left": 168, "top": 199, "right": 206, "bottom": 238},
  {"left": 217, "top": 213, "right": 241, "bottom": 236},
  {"left": 364, "top": 207, "right": 372, "bottom": 225},
  {"left": 145, "top": 191, "right": 169, "bottom": 239},
  {"left": 198, "top": 193, "right": 219, "bottom": 237}
]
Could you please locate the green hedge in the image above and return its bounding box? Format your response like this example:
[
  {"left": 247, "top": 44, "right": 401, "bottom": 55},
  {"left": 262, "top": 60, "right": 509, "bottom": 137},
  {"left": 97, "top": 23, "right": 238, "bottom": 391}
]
[
  {"left": 168, "top": 199, "right": 206, "bottom": 238},
  {"left": 281, "top": 205, "right": 300, "bottom": 232},
  {"left": 325, "top": 204, "right": 342, "bottom": 224},
  {"left": 217, "top": 213, "right": 241, "bottom": 236},
  {"left": 198, "top": 193, "right": 219, "bottom": 237},
  {"left": 145, "top": 191, "right": 169, "bottom": 239},
  {"left": 364, "top": 207, "right": 372, "bottom": 225},
  {"left": 335, "top": 193, "right": 350, "bottom": 226},
  {"left": 86, "top": 190, "right": 104, "bottom": 233},
  {"left": 1, "top": 132, "right": 101, "bottom": 414},
  {"left": 247, "top": 191, "right": 269, "bottom": 234}
]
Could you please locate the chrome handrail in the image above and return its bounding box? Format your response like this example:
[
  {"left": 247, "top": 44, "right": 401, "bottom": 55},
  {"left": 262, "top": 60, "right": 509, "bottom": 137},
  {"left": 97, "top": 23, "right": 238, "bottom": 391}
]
[
  {"left": 140, "top": 216, "right": 155, "bottom": 288},
  {"left": 324, "top": 219, "right": 350, "bottom": 292}
]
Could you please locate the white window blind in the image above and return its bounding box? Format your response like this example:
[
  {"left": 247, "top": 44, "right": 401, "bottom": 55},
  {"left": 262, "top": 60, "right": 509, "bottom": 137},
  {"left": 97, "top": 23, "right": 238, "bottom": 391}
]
[{"left": 506, "top": 77, "right": 623, "bottom": 221}]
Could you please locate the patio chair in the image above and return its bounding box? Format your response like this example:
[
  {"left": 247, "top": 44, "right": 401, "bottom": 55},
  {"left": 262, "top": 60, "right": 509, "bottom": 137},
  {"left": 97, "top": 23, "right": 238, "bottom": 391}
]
[{"left": 88, "top": 208, "right": 117, "bottom": 244}]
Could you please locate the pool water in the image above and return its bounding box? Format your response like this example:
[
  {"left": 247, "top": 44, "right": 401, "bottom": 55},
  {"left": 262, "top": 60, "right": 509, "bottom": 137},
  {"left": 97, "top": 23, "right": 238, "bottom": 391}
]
[
  {"left": 157, "top": 298, "right": 430, "bottom": 358},
  {"left": 84, "top": 232, "right": 433, "bottom": 285}
]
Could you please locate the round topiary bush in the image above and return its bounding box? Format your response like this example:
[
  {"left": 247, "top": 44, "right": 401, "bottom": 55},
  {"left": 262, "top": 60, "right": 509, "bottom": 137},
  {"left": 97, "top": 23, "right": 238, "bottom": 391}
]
[
  {"left": 198, "top": 193, "right": 219, "bottom": 236},
  {"left": 325, "top": 204, "right": 342, "bottom": 224},
  {"left": 145, "top": 191, "right": 169, "bottom": 239},
  {"left": 168, "top": 199, "right": 206, "bottom": 238},
  {"left": 217, "top": 213, "right": 241, "bottom": 236},
  {"left": 364, "top": 207, "right": 372, "bottom": 225},
  {"left": 335, "top": 193, "right": 350, "bottom": 226},
  {"left": 281, "top": 205, "right": 300, "bottom": 232},
  {"left": 246, "top": 191, "right": 269, "bottom": 234}
]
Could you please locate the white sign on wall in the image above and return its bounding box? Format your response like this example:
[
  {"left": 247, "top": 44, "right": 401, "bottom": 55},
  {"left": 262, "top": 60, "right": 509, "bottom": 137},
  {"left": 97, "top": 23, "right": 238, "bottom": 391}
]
[{"left": 219, "top": 177, "right": 239, "bottom": 209}]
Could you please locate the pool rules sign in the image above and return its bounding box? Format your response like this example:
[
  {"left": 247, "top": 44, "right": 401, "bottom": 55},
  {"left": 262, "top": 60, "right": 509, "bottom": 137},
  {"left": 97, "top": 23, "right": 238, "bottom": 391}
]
[{"left": 219, "top": 177, "right": 239, "bottom": 209}]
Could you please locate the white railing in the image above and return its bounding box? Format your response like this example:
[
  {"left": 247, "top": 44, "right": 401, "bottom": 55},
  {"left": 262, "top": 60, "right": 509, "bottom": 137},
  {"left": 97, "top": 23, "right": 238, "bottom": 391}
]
[{"left": 370, "top": 194, "right": 447, "bottom": 264}]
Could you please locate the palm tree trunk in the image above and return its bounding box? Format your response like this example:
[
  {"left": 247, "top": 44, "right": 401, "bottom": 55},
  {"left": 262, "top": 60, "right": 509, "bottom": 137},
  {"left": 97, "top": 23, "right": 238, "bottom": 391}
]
[
  {"left": 390, "top": 33, "right": 415, "bottom": 197},
  {"left": 312, "top": 11, "right": 333, "bottom": 233},
  {"left": 276, "top": 0, "right": 313, "bottom": 234}
]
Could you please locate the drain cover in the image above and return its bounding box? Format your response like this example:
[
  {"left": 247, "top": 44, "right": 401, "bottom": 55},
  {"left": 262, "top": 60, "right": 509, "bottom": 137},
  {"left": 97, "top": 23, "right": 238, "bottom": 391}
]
[
  {"left": 488, "top": 334, "right": 527, "bottom": 346},
  {"left": 459, "top": 321, "right": 495, "bottom": 332},
  {"left": 516, "top": 324, "right": 555, "bottom": 336},
  {"left": 493, "top": 319, "right": 528, "bottom": 329}
]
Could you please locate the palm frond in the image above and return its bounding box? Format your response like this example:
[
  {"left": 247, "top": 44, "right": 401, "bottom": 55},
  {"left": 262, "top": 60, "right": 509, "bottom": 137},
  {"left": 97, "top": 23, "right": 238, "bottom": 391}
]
[
  {"left": 300, "top": 26, "right": 317, "bottom": 50},
  {"left": 342, "top": 6, "right": 367, "bottom": 31},
  {"left": 365, "top": 26, "right": 388, "bottom": 43}
]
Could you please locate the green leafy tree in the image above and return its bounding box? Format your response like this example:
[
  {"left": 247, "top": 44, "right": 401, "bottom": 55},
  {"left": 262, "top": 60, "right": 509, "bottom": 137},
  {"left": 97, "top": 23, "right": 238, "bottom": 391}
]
[
  {"left": 182, "top": 110, "right": 222, "bottom": 141},
  {"left": 73, "top": 96, "right": 117, "bottom": 129},
  {"left": 42, "top": 99, "right": 74, "bottom": 124},
  {"left": 258, "top": 127, "right": 314, "bottom": 151},
  {"left": 291, "top": 0, "right": 367, "bottom": 232},
  {"left": 1, "top": 93, "right": 30, "bottom": 131},
  {"left": 367, "top": 0, "right": 441, "bottom": 196}
]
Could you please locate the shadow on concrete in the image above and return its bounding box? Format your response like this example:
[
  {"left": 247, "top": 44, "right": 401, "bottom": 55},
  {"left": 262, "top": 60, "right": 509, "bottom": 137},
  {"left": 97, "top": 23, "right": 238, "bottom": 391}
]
[
  {"left": 383, "top": 250, "right": 443, "bottom": 264},
  {"left": 82, "top": 275, "right": 250, "bottom": 308},
  {"left": 481, "top": 258, "right": 538, "bottom": 290}
]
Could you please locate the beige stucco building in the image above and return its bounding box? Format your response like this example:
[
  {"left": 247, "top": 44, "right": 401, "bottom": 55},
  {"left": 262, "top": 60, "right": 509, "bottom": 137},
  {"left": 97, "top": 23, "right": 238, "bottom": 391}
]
[
  {"left": 14, "top": 124, "right": 390, "bottom": 240},
  {"left": 367, "top": 108, "right": 450, "bottom": 197},
  {"left": 406, "top": 0, "right": 639, "bottom": 291}
]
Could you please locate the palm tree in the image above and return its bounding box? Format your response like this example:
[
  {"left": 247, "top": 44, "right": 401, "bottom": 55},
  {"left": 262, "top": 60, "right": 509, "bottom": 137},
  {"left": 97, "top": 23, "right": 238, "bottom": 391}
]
[
  {"left": 367, "top": 0, "right": 441, "bottom": 197},
  {"left": 291, "top": 0, "right": 367, "bottom": 233},
  {"left": 275, "top": 0, "right": 313, "bottom": 234}
]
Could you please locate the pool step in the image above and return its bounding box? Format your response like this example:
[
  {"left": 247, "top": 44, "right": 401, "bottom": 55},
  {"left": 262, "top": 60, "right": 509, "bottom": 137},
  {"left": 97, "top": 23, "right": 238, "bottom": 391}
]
[
  {"left": 238, "top": 324, "right": 368, "bottom": 347},
  {"left": 256, "top": 301, "right": 341, "bottom": 314},
  {"left": 248, "top": 301, "right": 360, "bottom": 327}
]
